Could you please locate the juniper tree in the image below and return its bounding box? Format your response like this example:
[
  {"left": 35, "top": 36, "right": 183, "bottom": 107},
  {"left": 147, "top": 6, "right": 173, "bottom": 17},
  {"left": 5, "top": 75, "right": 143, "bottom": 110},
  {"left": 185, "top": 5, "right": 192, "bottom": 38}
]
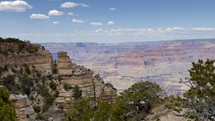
[{"left": 184, "top": 59, "right": 215, "bottom": 120}]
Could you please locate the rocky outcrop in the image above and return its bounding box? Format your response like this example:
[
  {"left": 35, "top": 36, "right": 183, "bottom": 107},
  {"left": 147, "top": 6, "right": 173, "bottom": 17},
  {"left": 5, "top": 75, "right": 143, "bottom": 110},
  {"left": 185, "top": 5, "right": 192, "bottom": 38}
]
[
  {"left": 10, "top": 94, "right": 36, "bottom": 121},
  {"left": 57, "top": 51, "right": 117, "bottom": 101},
  {"left": 57, "top": 52, "right": 76, "bottom": 76},
  {"left": 146, "top": 105, "right": 188, "bottom": 121},
  {"left": 0, "top": 43, "right": 53, "bottom": 73},
  {"left": 0, "top": 40, "right": 117, "bottom": 121}
]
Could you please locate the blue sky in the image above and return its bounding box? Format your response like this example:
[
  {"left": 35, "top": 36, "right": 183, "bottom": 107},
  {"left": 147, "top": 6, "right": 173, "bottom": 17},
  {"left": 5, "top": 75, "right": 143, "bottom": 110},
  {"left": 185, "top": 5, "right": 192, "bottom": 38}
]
[{"left": 0, "top": 0, "right": 215, "bottom": 43}]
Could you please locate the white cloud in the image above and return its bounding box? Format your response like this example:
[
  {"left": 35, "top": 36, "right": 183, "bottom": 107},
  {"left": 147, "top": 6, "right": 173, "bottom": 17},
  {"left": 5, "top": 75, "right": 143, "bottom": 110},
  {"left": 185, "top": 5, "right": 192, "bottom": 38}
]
[
  {"left": 107, "top": 21, "right": 115, "bottom": 25},
  {"left": 109, "top": 8, "right": 116, "bottom": 11},
  {"left": 68, "top": 12, "right": 79, "bottom": 16},
  {"left": 61, "top": 2, "right": 89, "bottom": 8},
  {"left": 79, "top": 3, "right": 89, "bottom": 7},
  {"left": 90, "top": 27, "right": 188, "bottom": 36},
  {"left": 30, "top": 14, "right": 50, "bottom": 19},
  {"left": 53, "top": 21, "right": 59, "bottom": 24},
  {"left": 91, "top": 22, "right": 103, "bottom": 26},
  {"left": 61, "top": 2, "right": 78, "bottom": 8},
  {"left": 20, "top": 33, "right": 41, "bottom": 36},
  {"left": 0, "top": 0, "right": 32, "bottom": 12},
  {"left": 192, "top": 28, "right": 215, "bottom": 31},
  {"left": 17, "top": 27, "right": 215, "bottom": 43},
  {"left": 72, "top": 19, "right": 84, "bottom": 23},
  {"left": 166, "top": 27, "right": 185, "bottom": 31},
  {"left": 48, "top": 10, "right": 64, "bottom": 16}
]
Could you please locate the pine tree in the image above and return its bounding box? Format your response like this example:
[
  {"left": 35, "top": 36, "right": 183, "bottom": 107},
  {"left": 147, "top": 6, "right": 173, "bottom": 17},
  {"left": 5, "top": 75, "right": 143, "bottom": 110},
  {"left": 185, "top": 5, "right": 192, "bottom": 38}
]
[{"left": 184, "top": 59, "right": 215, "bottom": 120}]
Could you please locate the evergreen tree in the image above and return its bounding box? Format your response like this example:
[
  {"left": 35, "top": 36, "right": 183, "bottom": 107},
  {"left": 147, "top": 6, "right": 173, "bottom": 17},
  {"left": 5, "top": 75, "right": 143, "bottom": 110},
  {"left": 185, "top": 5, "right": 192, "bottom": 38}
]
[
  {"left": 111, "top": 81, "right": 164, "bottom": 120},
  {"left": 0, "top": 87, "right": 17, "bottom": 121},
  {"left": 65, "top": 98, "right": 94, "bottom": 121},
  {"left": 72, "top": 85, "right": 82, "bottom": 100},
  {"left": 183, "top": 59, "right": 215, "bottom": 120}
]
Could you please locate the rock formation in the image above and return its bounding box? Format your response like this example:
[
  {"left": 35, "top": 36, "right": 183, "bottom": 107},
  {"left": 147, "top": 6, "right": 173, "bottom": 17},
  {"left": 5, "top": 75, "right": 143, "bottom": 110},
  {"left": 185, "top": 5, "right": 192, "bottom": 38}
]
[
  {"left": 10, "top": 94, "right": 36, "bottom": 121},
  {"left": 0, "top": 40, "right": 117, "bottom": 121},
  {"left": 0, "top": 43, "right": 53, "bottom": 73},
  {"left": 57, "top": 51, "right": 117, "bottom": 101}
]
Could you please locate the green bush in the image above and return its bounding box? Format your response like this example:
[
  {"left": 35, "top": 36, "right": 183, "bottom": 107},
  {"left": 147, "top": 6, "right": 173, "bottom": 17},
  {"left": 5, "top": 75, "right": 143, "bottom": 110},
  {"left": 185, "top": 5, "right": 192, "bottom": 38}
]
[
  {"left": 36, "top": 114, "right": 44, "bottom": 120},
  {"left": 21, "top": 73, "right": 33, "bottom": 95},
  {"left": 54, "top": 90, "right": 59, "bottom": 98},
  {"left": 49, "top": 81, "right": 56, "bottom": 90},
  {"left": 0, "top": 66, "right": 4, "bottom": 75},
  {"left": 72, "top": 85, "right": 82, "bottom": 100},
  {"left": 47, "top": 74, "right": 53, "bottom": 80},
  {"left": 2, "top": 75, "right": 16, "bottom": 92},
  {"left": 33, "top": 105, "right": 41, "bottom": 113},
  {"left": 42, "top": 103, "right": 50, "bottom": 112},
  {"left": 39, "top": 86, "right": 56, "bottom": 112},
  {"left": 24, "top": 64, "right": 31, "bottom": 75},
  {"left": 0, "top": 87, "right": 17, "bottom": 121},
  {"left": 63, "top": 83, "right": 69, "bottom": 90}
]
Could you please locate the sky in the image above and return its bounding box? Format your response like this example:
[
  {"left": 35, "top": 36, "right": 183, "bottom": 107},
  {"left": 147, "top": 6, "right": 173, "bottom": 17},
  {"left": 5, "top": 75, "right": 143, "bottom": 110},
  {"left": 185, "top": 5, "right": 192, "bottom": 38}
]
[{"left": 0, "top": 0, "right": 215, "bottom": 43}]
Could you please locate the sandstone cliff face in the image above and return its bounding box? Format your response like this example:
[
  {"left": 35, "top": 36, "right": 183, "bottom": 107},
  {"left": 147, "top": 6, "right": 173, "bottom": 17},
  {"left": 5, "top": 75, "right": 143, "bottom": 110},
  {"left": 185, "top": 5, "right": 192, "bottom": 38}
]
[
  {"left": 10, "top": 94, "right": 35, "bottom": 121},
  {"left": 146, "top": 105, "right": 188, "bottom": 121},
  {"left": 0, "top": 42, "right": 117, "bottom": 121},
  {"left": 57, "top": 51, "right": 117, "bottom": 101},
  {"left": 57, "top": 52, "right": 76, "bottom": 76},
  {"left": 0, "top": 43, "right": 53, "bottom": 73}
]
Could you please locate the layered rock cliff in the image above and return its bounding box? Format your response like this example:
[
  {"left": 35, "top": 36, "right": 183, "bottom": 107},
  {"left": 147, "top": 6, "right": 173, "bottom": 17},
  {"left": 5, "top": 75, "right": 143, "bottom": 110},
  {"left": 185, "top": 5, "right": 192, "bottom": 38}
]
[
  {"left": 43, "top": 39, "right": 215, "bottom": 95},
  {"left": 0, "top": 41, "right": 53, "bottom": 73},
  {"left": 0, "top": 38, "right": 117, "bottom": 121},
  {"left": 57, "top": 51, "right": 117, "bottom": 100}
]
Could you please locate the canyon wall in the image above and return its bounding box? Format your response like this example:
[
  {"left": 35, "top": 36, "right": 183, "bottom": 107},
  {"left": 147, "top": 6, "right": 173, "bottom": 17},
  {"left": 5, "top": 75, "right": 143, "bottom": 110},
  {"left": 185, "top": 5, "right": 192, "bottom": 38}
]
[
  {"left": 0, "top": 41, "right": 117, "bottom": 121},
  {"left": 43, "top": 39, "right": 215, "bottom": 95},
  {"left": 0, "top": 43, "right": 53, "bottom": 73},
  {"left": 57, "top": 51, "right": 117, "bottom": 100}
]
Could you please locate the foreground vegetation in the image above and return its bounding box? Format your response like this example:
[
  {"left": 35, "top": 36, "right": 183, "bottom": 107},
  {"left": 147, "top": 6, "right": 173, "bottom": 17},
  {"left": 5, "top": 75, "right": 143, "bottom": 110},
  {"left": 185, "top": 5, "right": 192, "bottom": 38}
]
[{"left": 66, "top": 81, "right": 164, "bottom": 121}]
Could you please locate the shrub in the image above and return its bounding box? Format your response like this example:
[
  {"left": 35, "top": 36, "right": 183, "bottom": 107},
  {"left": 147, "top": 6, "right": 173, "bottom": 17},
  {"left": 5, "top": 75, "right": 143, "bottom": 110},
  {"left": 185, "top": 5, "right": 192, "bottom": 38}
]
[
  {"left": 72, "top": 85, "right": 82, "bottom": 100},
  {"left": 21, "top": 73, "right": 33, "bottom": 95},
  {"left": 36, "top": 114, "right": 44, "bottom": 120},
  {"left": 33, "top": 105, "right": 41, "bottom": 113},
  {"left": 49, "top": 81, "right": 56, "bottom": 90},
  {"left": 0, "top": 66, "right": 4, "bottom": 75},
  {"left": 47, "top": 74, "right": 53, "bottom": 80},
  {"left": 2, "top": 75, "right": 16, "bottom": 92},
  {"left": 3, "top": 64, "right": 9, "bottom": 72},
  {"left": 54, "top": 90, "right": 59, "bottom": 98},
  {"left": 42, "top": 103, "right": 50, "bottom": 112},
  {"left": 24, "top": 64, "right": 31, "bottom": 75},
  {"left": 0, "top": 87, "right": 17, "bottom": 121},
  {"left": 63, "top": 83, "right": 69, "bottom": 90}
]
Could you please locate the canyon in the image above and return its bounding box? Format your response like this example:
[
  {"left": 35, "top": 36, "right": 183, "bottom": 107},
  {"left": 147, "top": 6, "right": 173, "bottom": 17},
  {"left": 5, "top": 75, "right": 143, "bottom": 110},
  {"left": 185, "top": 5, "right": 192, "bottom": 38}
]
[{"left": 43, "top": 38, "right": 215, "bottom": 95}]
